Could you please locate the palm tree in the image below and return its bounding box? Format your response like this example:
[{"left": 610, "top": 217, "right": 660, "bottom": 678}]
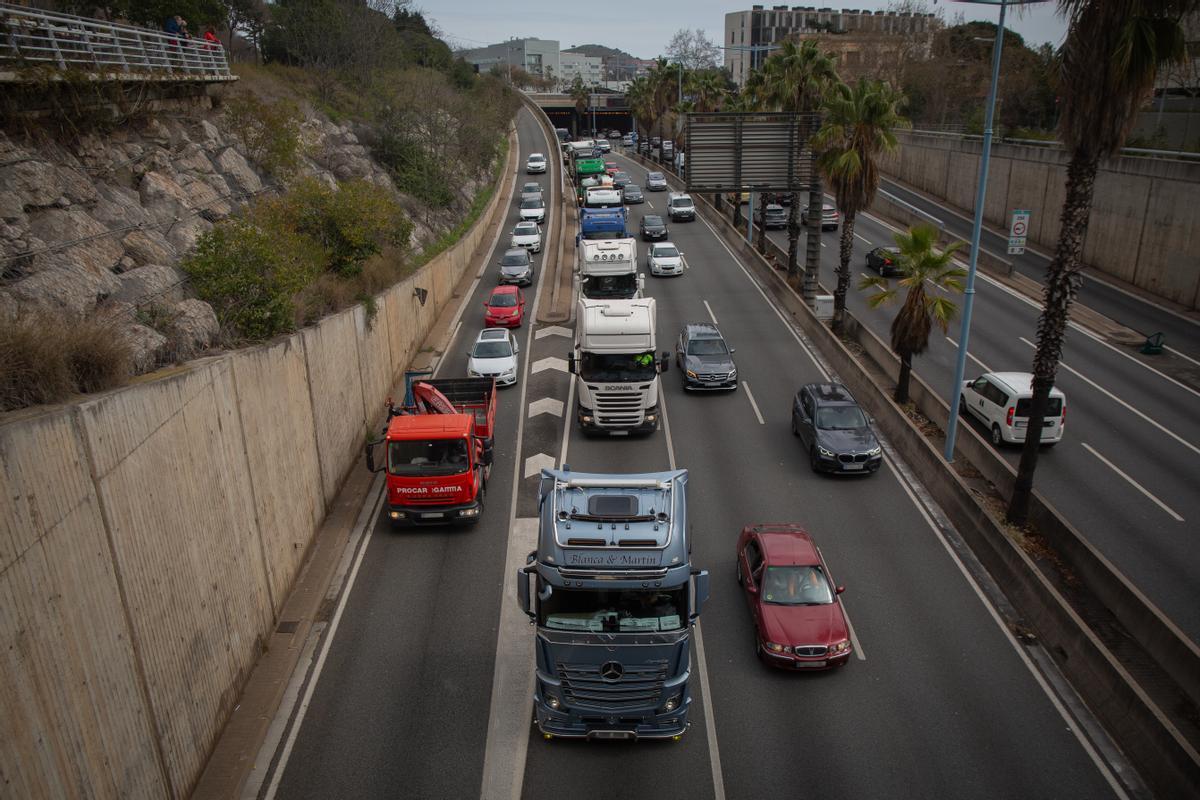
[
  {"left": 755, "top": 40, "right": 839, "bottom": 294},
  {"left": 859, "top": 224, "right": 965, "bottom": 404},
  {"left": 568, "top": 76, "right": 589, "bottom": 138},
  {"left": 625, "top": 76, "right": 655, "bottom": 139},
  {"left": 1007, "top": 0, "right": 1194, "bottom": 525},
  {"left": 646, "top": 58, "right": 676, "bottom": 141},
  {"left": 814, "top": 78, "right": 909, "bottom": 335},
  {"left": 687, "top": 69, "right": 727, "bottom": 112}
]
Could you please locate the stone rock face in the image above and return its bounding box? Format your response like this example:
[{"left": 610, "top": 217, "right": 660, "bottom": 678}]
[
  {"left": 171, "top": 298, "right": 219, "bottom": 351},
  {"left": 8, "top": 257, "right": 122, "bottom": 316},
  {"left": 121, "top": 230, "right": 177, "bottom": 267},
  {"left": 121, "top": 322, "right": 168, "bottom": 372},
  {"left": 27, "top": 208, "right": 125, "bottom": 275},
  {"left": 113, "top": 264, "right": 187, "bottom": 306},
  {"left": 214, "top": 147, "right": 263, "bottom": 194}
]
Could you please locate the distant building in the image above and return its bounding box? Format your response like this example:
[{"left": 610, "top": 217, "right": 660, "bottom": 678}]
[
  {"left": 724, "top": 5, "right": 937, "bottom": 87},
  {"left": 560, "top": 51, "right": 604, "bottom": 88},
  {"left": 456, "top": 38, "right": 560, "bottom": 81}
]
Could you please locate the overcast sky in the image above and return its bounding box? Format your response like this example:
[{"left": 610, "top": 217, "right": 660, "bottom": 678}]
[{"left": 428, "top": 1, "right": 1069, "bottom": 60}]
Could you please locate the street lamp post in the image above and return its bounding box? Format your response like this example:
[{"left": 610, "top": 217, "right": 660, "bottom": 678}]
[{"left": 943, "top": 0, "right": 1047, "bottom": 462}]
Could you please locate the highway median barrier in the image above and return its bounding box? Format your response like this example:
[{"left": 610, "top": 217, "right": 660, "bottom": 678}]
[
  {"left": 518, "top": 93, "right": 575, "bottom": 324},
  {"left": 628, "top": 150, "right": 1200, "bottom": 795}
]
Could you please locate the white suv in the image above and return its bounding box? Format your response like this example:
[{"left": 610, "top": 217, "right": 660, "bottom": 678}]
[
  {"left": 961, "top": 372, "right": 1066, "bottom": 447},
  {"left": 667, "top": 192, "right": 695, "bottom": 222},
  {"left": 468, "top": 329, "right": 520, "bottom": 386}
]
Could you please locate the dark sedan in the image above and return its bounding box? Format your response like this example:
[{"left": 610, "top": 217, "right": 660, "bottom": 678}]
[
  {"left": 866, "top": 246, "right": 902, "bottom": 277},
  {"left": 791, "top": 382, "right": 882, "bottom": 475},
  {"left": 640, "top": 214, "right": 668, "bottom": 241},
  {"left": 612, "top": 171, "right": 632, "bottom": 189},
  {"left": 676, "top": 322, "right": 737, "bottom": 390},
  {"left": 622, "top": 184, "right": 645, "bottom": 204}
]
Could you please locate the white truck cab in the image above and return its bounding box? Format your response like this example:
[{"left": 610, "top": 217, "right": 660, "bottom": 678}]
[{"left": 579, "top": 238, "right": 643, "bottom": 300}]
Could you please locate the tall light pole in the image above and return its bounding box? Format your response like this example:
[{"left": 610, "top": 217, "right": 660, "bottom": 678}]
[{"left": 944, "top": 0, "right": 1049, "bottom": 462}]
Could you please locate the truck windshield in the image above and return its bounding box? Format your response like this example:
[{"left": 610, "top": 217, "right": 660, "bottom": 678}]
[
  {"left": 388, "top": 439, "right": 469, "bottom": 476},
  {"left": 579, "top": 352, "right": 657, "bottom": 382},
  {"left": 582, "top": 273, "right": 638, "bottom": 299},
  {"left": 539, "top": 586, "right": 686, "bottom": 632}
]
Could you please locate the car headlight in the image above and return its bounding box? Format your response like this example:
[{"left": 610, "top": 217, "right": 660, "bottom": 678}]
[
  {"left": 765, "top": 642, "right": 788, "bottom": 654},
  {"left": 830, "top": 640, "right": 851, "bottom": 654},
  {"left": 866, "top": 446, "right": 882, "bottom": 457},
  {"left": 686, "top": 370, "right": 697, "bottom": 379},
  {"left": 468, "top": 369, "right": 481, "bottom": 377},
  {"left": 818, "top": 446, "right": 835, "bottom": 458},
  {"left": 728, "top": 369, "right": 737, "bottom": 380}
]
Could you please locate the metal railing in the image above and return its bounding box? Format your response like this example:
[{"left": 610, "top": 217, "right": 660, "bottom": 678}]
[{"left": 0, "top": 2, "right": 231, "bottom": 79}]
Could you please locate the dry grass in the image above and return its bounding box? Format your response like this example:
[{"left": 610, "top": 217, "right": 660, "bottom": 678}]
[
  {"left": 292, "top": 248, "right": 418, "bottom": 328},
  {"left": 0, "top": 311, "right": 131, "bottom": 411}
]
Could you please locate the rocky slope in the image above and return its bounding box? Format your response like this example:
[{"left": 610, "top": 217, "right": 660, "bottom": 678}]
[{"left": 0, "top": 101, "right": 437, "bottom": 371}]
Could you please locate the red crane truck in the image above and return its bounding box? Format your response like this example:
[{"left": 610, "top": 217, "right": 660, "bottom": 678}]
[{"left": 365, "top": 378, "right": 496, "bottom": 526}]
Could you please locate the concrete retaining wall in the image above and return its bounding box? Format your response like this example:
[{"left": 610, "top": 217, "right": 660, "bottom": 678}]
[
  {"left": 881, "top": 131, "right": 1200, "bottom": 310},
  {"left": 0, "top": 130, "right": 516, "bottom": 798}
]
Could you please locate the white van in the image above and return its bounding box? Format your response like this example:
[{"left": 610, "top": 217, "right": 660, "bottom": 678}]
[{"left": 961, "top": 372, "right": 1066, "bottom": 447}]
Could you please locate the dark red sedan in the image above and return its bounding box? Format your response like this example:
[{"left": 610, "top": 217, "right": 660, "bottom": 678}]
[{"left": 736, "top": 523, "right": 852, "bottom": 670}]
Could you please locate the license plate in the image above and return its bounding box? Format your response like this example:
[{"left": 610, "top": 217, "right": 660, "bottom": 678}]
[
  {"left": 1015, "top": 420, "right": 1027, "bottom": 427},
  {"left": 795, "top": 660, "right": 827, "bottom": 669},
  {"left": 842, "top": 462, "right": 864, "bottom": 471},
  {"left": 422, "top": 512, "right": 444, "bottom": 519},
  {"left": 609, "top": 430, "right": 629, "bottom": 436}
]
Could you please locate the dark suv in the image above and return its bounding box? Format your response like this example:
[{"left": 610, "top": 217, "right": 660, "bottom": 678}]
[
  {"left": 675, "top": 323, "right": 737, "bottom": 390},
  {"left": 791, "top": 383, "right": 882, "bottom": 475}
]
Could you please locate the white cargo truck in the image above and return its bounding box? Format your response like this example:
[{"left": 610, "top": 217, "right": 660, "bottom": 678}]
[{"left": 579, "top": 238, "right": 643, "bottom": 300}]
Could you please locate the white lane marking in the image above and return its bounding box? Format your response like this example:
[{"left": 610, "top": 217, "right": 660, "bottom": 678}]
[
  {"left": 704, "top": 300, "right": 719, "bottom": 325},
  {"left": 645, "top": 200, "right": 654, "bottom": 208},
  {"left": 531, "top": 356, "right": 569, "bottom": 374},
  {"left": 854, "top": 232, "right": 872, "bottom": 245},
  {"left": 657, "top": 391, "right": 726, "bottom": 800},
  {"left": 535, "top": 325, "right": 572, "bottom": 340},
  {"left": 839, "top": 601, "right": 867, "bottom": 661},
  {"left": 741, "top": 381, "right": 765, "bottom": 425},
  {"left": 883, "top": 459, "right": 1130, "bottom": 800},
  {"left": 820, "top": 241, "right": 826, "bottom": 248},
  {"left": 1017, "top": 337, "right": 1200, "bottom": 458},
  {"left": 945, "top": 337, "right": 991, "bottom": 372},
  {"left": 697, "top": 214, "right": 831, "bottom": 381},
  {"left": 1164, "top": 345, "right": 1200, "bottom": 369},
  {"left": 1080, "top": 443, "right": 1184, "bottom": 522},
  {"left": 523, "top": 453, "right": 556, "bottom": 478},
  {"left": 481, "top": 110, "right": 559, "bottom": 800},
  {"left": 527, "top": 397, "right": 564, "bottom": 418},
  {"left": 263, "top": 479, "right": 386, "bottom": 800}
]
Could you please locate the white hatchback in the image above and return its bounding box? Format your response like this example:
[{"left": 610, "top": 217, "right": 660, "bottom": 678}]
[
  {"left": 526, "top": 153, "right": 547, "bottom": 173},
  {"left": 468, "top": 329, "right": 520, "bottom": 386},
  {"left": 510, "top": 221, "right": 542, "bottom": 253},
  {"left": 961, "top": 371, "right": 1066, "bottom": 446}
]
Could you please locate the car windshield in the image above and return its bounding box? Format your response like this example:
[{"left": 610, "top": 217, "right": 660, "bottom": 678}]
[
  {"left": 615, "top": 173, "right": 630, "bottom": 182},
  {"left": 579, "top": 351, "right": 657, "bottom": 382},
  {"left": 626, "top": 186, "right": 641, "bottom": 194},
  {"left": 521, "top": 199, "right": 543, "bottom": 209},
  {"left": 649, "top": 173, "right": 663, "bottom": 180},
  {"left": 815, "top": 406, "right": 868, "bottom": 430},
  {"left": 387, "top": 438, "right": 469, "bottom": 476},
  {"left": 761, "top": 566, "right": 833, "bottom": 605},
  {"left": 514, "top": 223, "right": 537, "bottom": 235},
  {"left": 472, "top": 340, "right": 512, "bottom": 358},
  {"left": 643, "top": 216, "right": 664, "bottom": 227},
  {"left": 501, "top": 253, "right": 528, "bottom": 266},
  {"left": 489, "top": 292, "right": 518, "bottom": 307},
  {"left": 671, "top": 198, "right": 693, "bottom": 208},
  {"left": 523, "top": 183, "right": 540, "bottom": 192},
  {"left": 539, "top": 586, "right": 686, "bottom": 632},
  {"left": 687, "top": 338, "right": 727, "bottom": 355},
  {"left": 653, "top": 246, "right": 679, "bottom": 259}
]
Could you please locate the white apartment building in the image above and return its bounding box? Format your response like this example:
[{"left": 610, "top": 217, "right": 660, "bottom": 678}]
[{"left": 560, "top": 51, "right": 604, "bottom": 87}]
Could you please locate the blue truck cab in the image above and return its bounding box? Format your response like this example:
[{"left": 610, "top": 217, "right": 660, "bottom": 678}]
[
  {"left": 516, "top": 468, "right": 710, "bottom": 740},
  {"left": 579, "top": 207, "right": 628, "bottom": 241}
]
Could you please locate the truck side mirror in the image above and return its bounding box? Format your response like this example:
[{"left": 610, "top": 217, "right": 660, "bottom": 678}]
[
  {"left": 516, "top": 564, "right": 537, "bottom": 621},
  {"left": 567, "top": 353, "right": 578, "bottom": 374},
  {"left": 364, "top": 439, "right": 385, "bottom": 473},
  {"left": 477, "top": 437, "right": 494, "bottom": 466},
  {"left": 659, "top": 353, "right": 670, "bottom": 373},
  {"left": 690, "top": 569, "right": 710, "bottom": 622}
]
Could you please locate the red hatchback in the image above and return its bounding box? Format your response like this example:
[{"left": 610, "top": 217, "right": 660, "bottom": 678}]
[
  {"left": 483, "top": 285, "right": 525, "bottom": 327},
  {"left": 736, "top": 523, "right": 852, "bottom": 670}
]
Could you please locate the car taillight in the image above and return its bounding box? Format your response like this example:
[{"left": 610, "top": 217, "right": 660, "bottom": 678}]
[
  {"left": 1061, "top": 404, "right": 1066, "bottom": 425},
  {"left": 1006, "top": 406, "right": 1014, "bottom": 425}
]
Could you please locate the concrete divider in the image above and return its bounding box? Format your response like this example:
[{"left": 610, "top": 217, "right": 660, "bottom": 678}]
[
  {"left": 682, "top": 179, "right": 1200, "bottom": 797},
  {"left": 0, "top": 122, "right": 518, "bottom": 798}
]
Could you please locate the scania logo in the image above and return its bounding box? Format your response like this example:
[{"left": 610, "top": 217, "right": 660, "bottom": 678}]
[{"left": 599, "top": 661, "right": 624, "bottom": 682}]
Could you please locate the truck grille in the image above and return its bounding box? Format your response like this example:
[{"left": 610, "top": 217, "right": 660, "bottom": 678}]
[
  {"left": 594, "top": 390, "right": 644, "bottom": 427},
  {"left": 557, "top": 660, "right": 668, "bottom": 709}
]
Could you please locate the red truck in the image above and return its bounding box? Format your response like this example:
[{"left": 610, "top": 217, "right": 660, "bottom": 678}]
[{"left": 365, "top": 378, "right": 496, "bottom": 526}]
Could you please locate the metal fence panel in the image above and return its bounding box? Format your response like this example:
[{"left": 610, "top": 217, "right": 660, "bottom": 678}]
[{"left": 685, "top": 112, "right": 818, "bottom": 193}]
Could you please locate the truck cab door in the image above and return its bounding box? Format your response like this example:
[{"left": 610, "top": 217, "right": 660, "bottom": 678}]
[{"left": 690, "top": 569, "right": 710, "bottom": 623}]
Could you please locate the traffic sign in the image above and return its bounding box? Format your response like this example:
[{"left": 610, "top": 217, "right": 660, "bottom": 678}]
[{"left": 1008, "top": 209, "right": 1030, "bottom": 255}]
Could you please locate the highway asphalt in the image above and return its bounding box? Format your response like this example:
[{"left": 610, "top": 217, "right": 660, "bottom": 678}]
[{"left": 267, "top": 117, "right": 1136, "bottom": 799}]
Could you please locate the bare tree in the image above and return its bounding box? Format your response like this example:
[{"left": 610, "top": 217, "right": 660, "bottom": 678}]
[{"left": 666, "top": 28, "right": 721, "bottom": 71}]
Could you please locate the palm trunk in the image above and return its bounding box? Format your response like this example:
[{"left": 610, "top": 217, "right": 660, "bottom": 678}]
[
  {"left": 1007, "top": 151, "right": 1099, "bottom": 525},
  {"left": 732, "top": 194, "right": 743, "bottom": 228},
  {"left": 832, "top": 209, "right": 855, "bottom": 335},
  {"left": 896, "top": 352, "right": 912, "bottom": 404},
  {"left": 755, "top": 196, "right": 766, "bottom": 253},
  {"left": 786, "top": 193, "right": 801, "bottom": 281},
  {"left": 802, "top": 150, "right": 823, "bottom": 306}
]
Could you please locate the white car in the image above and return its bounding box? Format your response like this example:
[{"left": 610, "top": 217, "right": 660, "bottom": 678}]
[
  {"left": 468, "top": 328, "right": 520, "bottom": 386},
  {"left": 647, "top": 242, "right": 683, "bottom": 277},
  {"left": 526, "top": 153, "right": 547, "bottom": 173},
  {"left": 510, "top": 221, "right": 542, "bottom": 253},
  {"left": 961, "top": 371, "right": 1066, "bottom": 447},
  {"left": 519, "top": 197, "right": 546, "bottom": 223}
]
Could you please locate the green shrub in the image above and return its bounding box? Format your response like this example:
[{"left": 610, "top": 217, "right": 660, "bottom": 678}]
[
  {"left": 182, "top": 219, "right": 322, "bottom": 340},
  {"left": 224, "top": 94, "right": 305, "bottom": 177}
]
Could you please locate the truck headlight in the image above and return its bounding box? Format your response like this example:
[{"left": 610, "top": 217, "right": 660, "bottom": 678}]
[
  {"left": 389, "top": 511, "right": 405, "bottom": 520},
  {"left": 459, "top": 507, "right": 480, "bottom": 517},
  {"left": 546, "top": 695, "right": 561, "bottom": 710}
]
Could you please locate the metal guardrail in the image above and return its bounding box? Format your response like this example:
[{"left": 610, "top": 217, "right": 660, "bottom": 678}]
[{"left": 0, "top": 2, "right": 231, "bottom": 80}]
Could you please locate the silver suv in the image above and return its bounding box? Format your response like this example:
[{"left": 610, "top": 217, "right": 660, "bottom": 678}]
[{"left": 667, "top": 192, "right": 695, "bottom": 222}]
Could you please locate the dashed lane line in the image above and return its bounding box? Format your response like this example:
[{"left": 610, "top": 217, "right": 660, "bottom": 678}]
[
  {"left": 741, "top": 381, "right": 765, "bottom": 425},
  {"left": 1080, "top": 443, "right": 1184, "bottom": 522}
]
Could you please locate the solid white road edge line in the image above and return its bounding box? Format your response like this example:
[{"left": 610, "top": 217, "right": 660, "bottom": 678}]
[
  {"left": 741, "top": 381, "right": 765, "bottom": 425},
  {"left": 1080, "top": 443, "right": 1184, "bottom": 522},
  {"left": 704, "top": 299, "right": 719, "bottom": 325},
  {"left": 262, "top": 479, "right": 386, "bottom": 800},
  {"left": 1017, "top": 337, "right": 1200, "bottom": 458},
  {"left": 658, "top": 389, "right": 727, "bottom": 800},
  {"left": 480, "top": 108, "right": 558, "bottom": 800}
]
